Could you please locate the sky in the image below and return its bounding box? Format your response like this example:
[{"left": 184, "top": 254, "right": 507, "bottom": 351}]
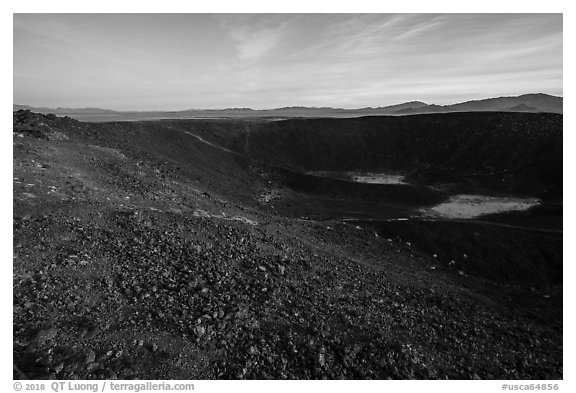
[{"left": 13, "top": 13, "right": 563, "bottom": 110}]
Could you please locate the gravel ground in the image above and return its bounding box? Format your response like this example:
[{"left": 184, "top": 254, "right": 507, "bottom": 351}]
[{"left": 13, "top": 111, "right": 562, "bottom": 379}]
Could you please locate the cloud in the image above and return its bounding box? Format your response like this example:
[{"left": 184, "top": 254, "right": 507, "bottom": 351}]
[
  {"left": 390, "top": 17, "right": 444, "bottom": 41},
  {"left": 217, "top": 15, "right": 297, "bottom": 63},
  {"left": 233, "top": 29, "right": 280, "bottom": 61},
  {"left": 13, "top": 14, "right": 563, "bottom": 110}
]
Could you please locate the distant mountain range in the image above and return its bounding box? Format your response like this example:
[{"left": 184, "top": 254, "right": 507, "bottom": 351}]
[{"left": 14, "top": 93, "right": 562, "bottom": 122}]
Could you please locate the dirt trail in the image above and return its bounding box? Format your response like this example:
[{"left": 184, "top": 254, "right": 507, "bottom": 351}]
[
  {"left": 171, "top": 127, "right": 240, "bottom": 156},
  {"left": 339, "top": 217, "right": 562, "bottom": 234}
]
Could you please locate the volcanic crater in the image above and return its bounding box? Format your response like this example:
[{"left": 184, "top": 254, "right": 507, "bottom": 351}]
[{"left": 13, "top": 110, "right": 562, "bottom": 380}]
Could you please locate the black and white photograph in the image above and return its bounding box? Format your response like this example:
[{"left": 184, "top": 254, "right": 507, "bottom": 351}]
[{"left": 10, "top": 4, "right": 566, "bottom": 387}]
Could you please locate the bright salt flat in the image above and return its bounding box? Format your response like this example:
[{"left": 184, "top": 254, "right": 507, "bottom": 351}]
[
  {"left": 420, "top": 194, "right": 540, "bottom": 219},
  {"left": 349, "top": 173, "right": 406, "bottom": 184},
  {"left": 306, "top": 171, "right": 406, "bottom": 184}
]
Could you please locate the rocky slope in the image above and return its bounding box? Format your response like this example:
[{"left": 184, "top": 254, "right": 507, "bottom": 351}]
[{"left": 13, "top": 110, "right": 562, "bottom": 380}]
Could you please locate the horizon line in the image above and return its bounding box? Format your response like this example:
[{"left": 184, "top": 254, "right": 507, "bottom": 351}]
[{"left": 13, "top": 92, "right": 563, "bottom": 113}]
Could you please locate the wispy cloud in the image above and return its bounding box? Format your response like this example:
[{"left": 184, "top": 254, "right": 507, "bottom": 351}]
[
  {"left": 390, "top": 17, "right": 444, "bottom": 41},
  {"left": 13, "top": 14, "right": 562, "bottom": 110},
  {"left": 217, "top": 14, "right": 298, "bottom": 64}
]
